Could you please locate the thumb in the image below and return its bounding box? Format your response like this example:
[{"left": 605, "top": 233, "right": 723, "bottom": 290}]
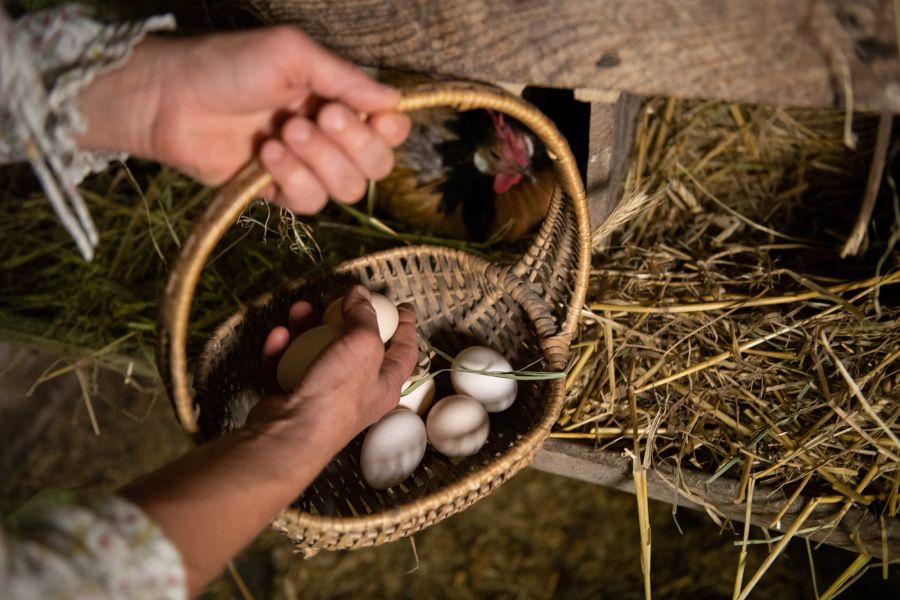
[
  {"left": 340, "top": 285, "right": 380, "bottom": 336},
  {"left": 281, "top": 30, "right": 400, "bottom": 113}
]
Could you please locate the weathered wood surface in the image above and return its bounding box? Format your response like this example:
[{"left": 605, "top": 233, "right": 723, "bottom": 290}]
[
  {"left": 531, "top": 438, "right": 900, "bottom": 560},
  {"left": 253, "top": 0, "right": 900, "bottom": 112},
  {"left": 0, "top": 342, "right": 78, "bottom": 482},
  {"left": 582, "top": 93, "right": 643, "bottom": 233}
]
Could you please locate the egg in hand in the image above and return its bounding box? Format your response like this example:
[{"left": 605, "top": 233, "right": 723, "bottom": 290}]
[
  {"left": 323, "top": 292, "right": 399, "bottom": 343},
  {"left": 275, "top": 325, "right": 342, "bottom": 392}
]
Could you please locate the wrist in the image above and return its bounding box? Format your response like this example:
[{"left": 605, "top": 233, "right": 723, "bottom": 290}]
[
  {"left": 243, "top": 395, "right": 351, "bottom": 481},
  {"left": 74, "top": 37, "right": 168, "bottom": 160}
]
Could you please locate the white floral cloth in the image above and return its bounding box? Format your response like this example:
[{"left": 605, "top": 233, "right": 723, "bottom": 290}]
[
  {"left": 1, "top": 495, "right": 186, "bottom": 599},
  {"left": 0, "top": 3, "right": 174, "bottom": 260}
]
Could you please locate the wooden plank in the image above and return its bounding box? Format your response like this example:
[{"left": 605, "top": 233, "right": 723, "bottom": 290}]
[
  {"left": 531, "top": 438, "right": 900, "bottom": 560},
  {"left": 583, "top": 93, "right": 643, "bottom": 232},
  {"left": 0, "top": 342, "right": 78, "bottom": 482},
  {"left": 252, "top": 0, "right": 900, "bottom": 112}
]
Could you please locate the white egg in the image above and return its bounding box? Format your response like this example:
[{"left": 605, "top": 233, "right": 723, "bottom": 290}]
[
  {"left": 322, "top": 292, "right": 399, "bottom": 343},
  {"left": 276, "top": 324, "right": 342, "bottom": 392},
  {"left": 426, "top": 395, "right": 490, "bottom": 458},
  {"left": 360, "top": 408, "right": 427, "bottom": 489},
  {"left": 450, "top": 346, "right": 518, "bottom": 412},
  {"left": 398, "top": 365, "right": 436, "bottom": 415}
]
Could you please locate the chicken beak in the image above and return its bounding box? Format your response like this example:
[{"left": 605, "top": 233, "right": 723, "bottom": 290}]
[{"left": 517, "top": 165, "right": 537, "bottom": 184}]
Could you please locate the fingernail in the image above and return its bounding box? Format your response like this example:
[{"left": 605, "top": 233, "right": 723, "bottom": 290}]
[
  {"left": 263, "top": 141, "right": 284, "bottom": 162},
  {"left": 287, "top": 168, "right": 308, "bottom": 190},
  {"left": 323, "top": 106, "right": 348, "bottom": 132},
  {"left": 288, "top": 119, "right": 312, "bottom": 144},
  {"left": 398, "top": 302, "right": 415, "bottom": 313},
  {"left": 354, "top": 286, "right": 371, "bottom": 301}
]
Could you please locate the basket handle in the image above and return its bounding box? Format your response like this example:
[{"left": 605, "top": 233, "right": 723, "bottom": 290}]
[{"left": 158, "top": 82, "right": 591, "bottom": 433}]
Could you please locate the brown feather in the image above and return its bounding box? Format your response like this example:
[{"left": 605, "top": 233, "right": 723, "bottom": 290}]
[
  {"left": 492, "top": 168, "right": 556, "bottom": 241},
  {"left": 374, "top": 69, "right": 555, "bottom": 242}
]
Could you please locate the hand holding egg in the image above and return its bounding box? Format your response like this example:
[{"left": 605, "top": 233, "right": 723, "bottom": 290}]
[
  {"left": 277, "top": 289, "right": 401, "bottom": 392},
  {"left": 275, "top": 325, "right": 342, "bottom": 391},
  {"left": 254, "top": 286, "right": 419, "bottom": 457},
  {"left": 266, "top": 288, "right": 518, "bottom": 489}
]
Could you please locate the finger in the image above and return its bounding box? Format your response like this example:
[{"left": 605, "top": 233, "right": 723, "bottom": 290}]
[
  {"left": 288, "top": 300, "right": 316, "bottom": 338},
  {"left": 282, "top": 116, "right": 367, "bottom": 203},
  {"left": 261, "top": 325, "right": 290, "bottom": 394},
  {"left": 379, "top": 303, "right": 418, "bottom": 392},
  {"left": 260, "top": 139, "right": 329, "bottom": 214},
  {"left": 368, "top": 112, "right": 412, "bottom": 149},
  {"left": 318, "top": 103, "right": 395, "bottom": 181},
  {"left": 339, "top": 286, "right": 380, "bottom": 337}
]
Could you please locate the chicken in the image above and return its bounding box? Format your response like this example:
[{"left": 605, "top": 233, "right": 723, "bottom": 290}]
[{"left": 374, "top": 73, "right": 555, "bottom": 242}]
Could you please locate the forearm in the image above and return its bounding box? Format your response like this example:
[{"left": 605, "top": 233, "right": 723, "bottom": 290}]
[{"left": 121, "top": 417, "right": 341, "bottom": 596}]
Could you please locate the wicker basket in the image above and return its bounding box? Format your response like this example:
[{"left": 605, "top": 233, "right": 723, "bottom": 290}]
[{"left": 157, "top": 82, "right": 591, "bottom": 555}]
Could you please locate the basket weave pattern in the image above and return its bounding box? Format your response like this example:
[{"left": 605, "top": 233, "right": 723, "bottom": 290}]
[{"left": 158, "top": 83, "right": 590, "bottom": 555}]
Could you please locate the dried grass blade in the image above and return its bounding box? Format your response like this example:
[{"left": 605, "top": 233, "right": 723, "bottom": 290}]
[
  {"left": 732, "top": 477, "right": 755, "bottom": 600},
  {"left": 591, "top": 186, "right": 660, "bottom": 250},
  {"left": 736, "top": 498, "right": 828, "bottom": 600},
  {"left": 227, "top": 561, "right": 255, "bottom": 600},
  {"left": 819, "top": 554, "right": 872, "bottom": 600},
  {"left": 819, "top": 330, "right": 900, "bottom": 452}
]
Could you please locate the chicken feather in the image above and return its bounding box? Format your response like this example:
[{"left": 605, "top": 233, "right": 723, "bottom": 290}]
[{"left": 374, "top": 71, "right": 554, "bottom": 242}]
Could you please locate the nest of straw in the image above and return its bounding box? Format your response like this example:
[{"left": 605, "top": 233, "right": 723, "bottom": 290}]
[{"left": 564, "top": 99, "right": 900, "bottom": 523}]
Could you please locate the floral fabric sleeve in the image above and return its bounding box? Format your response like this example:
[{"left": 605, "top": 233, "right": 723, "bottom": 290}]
[
  {"left": 0, "top": 494, "right": 186, "bottom": 599},
  {"left": 0, "top": 4, "right": 175, "bottom": 260}
]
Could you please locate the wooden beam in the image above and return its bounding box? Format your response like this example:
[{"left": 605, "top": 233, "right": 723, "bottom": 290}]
[
  {"left": 582, "top": 92, "right": 643, "bottom": 232},
  {"left": 252, "top": 0, "right": 900, "bottom": 112},
  {"left": 531, "top": 438, "right": 900, "bottom": 560}
]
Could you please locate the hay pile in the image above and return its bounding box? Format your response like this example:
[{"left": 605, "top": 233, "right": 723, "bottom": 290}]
[{"left": 564, "top": 99, "right": 899, "bottom": 593}]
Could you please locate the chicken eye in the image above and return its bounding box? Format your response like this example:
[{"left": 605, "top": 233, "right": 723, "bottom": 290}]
[{"left": 473, "top": 149, "right": 490, "bottom": 174}]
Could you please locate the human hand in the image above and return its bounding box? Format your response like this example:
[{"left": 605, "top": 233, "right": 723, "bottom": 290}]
[
  {"left": 76, "top": 27, "right": 411, "bottom": 213},
  {"left": 121, "top": 288, "right": 415, "bottom": 595},
  {"left": 248, "top": 286, "right": 418, "bottom": 456}
]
